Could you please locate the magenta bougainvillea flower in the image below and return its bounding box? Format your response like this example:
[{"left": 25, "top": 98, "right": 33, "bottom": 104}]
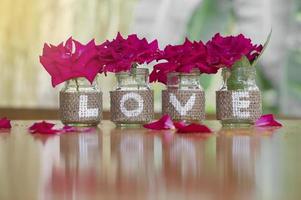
[
  {"left": 29, "top": 121, "right": 60, "bottom": 134},
  {"left": 143, "top": 114, "right": 175, "bottom": 130},
  {"left": 40, "top": 37, "right": 102, "bottom": 87},
  {"left": 206, "top": 33, "right": 263, "bottom": 68},
  {"left": 150, "top": 39, "right": 219, "bottom": 84},
  {"left": 255, "top": 114, "right": 282, "bottom": 127},
  {"left": 0, "top": 117, "right": 12, "bottom": 129},
  {"left": 97, "top": 33, "right": 160, "bottom": 73},
  {"left": 143, "top": 114, "right": 212, "bottom": 134}
]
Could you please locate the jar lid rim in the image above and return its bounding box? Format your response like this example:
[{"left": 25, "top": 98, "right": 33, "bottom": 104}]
[
  {"left": 167, "top": 71, "right": 201, "bottom": 76},
  {"left": 116, "top": 68, "right": 149, "bottom": 75}
]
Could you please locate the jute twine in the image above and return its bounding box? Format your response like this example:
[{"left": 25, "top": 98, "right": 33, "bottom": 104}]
[
  {"left": 216, "top": 91, "right": 261, "bottom": 122},
  {"left": 110, "top": 90, "right": 154, "bottom": 123},
  {"left": 60, "top": 91, "right": 102, "bottom": 125},
  {"left": 162, "top": 89, "right": 205, "bottom": 121}
]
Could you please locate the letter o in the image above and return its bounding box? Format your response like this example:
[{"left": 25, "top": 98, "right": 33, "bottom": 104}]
[{"left": 120, "top": 92, "right": 144, "bottom": 117}]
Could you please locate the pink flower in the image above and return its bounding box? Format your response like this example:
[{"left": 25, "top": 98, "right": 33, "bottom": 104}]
[
  {"left": 143, "top": 114, "right": 175, "bottom": 130},
  {"left": 0, "top": 117, "right": 11, "bottom": 129},
  {"left": 40, "top": 37, "right": 102, "bottom": 87},
  {"left": 255, "top": 114, "right": 282, "bottom": 127},
  {"left": 206, "top": 33, "right": 263, "bottom": 68},
  {"left": 98, "top": 33, "right": 160, "bottom": 73},
  {"left": 150, "top": 39, "right": 219, "bottom": 84},
  {"left": 177, "top": 123, "right": 212, "bottom": 134},
  {"left": 29, "top": 121, "right": 60, "bottom": 134}
]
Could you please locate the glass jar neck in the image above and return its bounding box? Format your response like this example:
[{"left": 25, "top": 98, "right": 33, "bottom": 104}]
[
  {"left": 116, "top": 68, "right": 150, "bottom": 90},
  {"left": 167, "top": 70, "right": 203, "bottom": 90},
  {"left": 63, "top": 77, "right": 99, "bottom": 92},
  {"left": 223, "top": 66, "right": 259, "bottom": 91}
]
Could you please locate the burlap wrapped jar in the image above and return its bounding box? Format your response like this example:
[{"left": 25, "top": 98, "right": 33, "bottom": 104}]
[
  {"left": 216, "top": 67, "right": 262, "bottom": 127},
  {"left": 110, "top": 68, "right": 154, "bottom": 127},
  {"left": 59, "top": 77, "right": 102, "bottom": 126},
  {"left": 162, "top": 70, "right": 205, "bottom": 122}
]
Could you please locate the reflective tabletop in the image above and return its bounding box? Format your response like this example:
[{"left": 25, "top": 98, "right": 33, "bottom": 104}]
[{"left": 0, "top": 120, "right": 300, "bottom": 200}]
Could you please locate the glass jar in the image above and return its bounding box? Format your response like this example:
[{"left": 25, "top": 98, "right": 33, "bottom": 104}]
[
  {"left": 216, "top": 66, "right": 262, "bottom": 127},
  {"left": 162, "top": 69, "right": 205, "bottom": 122},
  {"left": 110, "top": 68, "right": 154, "bottom": 127},
  {"left": 59, "top": 77, "right": 102, "bottom": 127}
]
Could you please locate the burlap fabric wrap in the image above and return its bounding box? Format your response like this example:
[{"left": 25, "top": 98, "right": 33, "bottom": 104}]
[
  {"left": 60, "top": 91, "right": 102, "bottom": 125},
  {"left": 110, "top": 90, "right": 154, "bottom": 123},
  {"left": 216, "top": 91, "right": 261, "bottom": 122},
  {"left": 162, "top": 89, "right": 205, "bottom": 121}
]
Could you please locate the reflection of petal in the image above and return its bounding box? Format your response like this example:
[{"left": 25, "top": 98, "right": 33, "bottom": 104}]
[{"left": 163, "top": 131, "right": 174, "bottom": 143}]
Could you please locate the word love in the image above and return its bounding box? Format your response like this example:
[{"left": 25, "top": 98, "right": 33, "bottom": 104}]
[
  {"left": 162, "top": 90, "right": 205, "bottom": 121},
  {"left": 59, "top": 92, "right": 103, "bottom": 125},
  {"left": 216, "top": 91, "right": 261, "bottom": 121},
  {"left": 110, "top": 90, "right": 154, "bottom": 123}
]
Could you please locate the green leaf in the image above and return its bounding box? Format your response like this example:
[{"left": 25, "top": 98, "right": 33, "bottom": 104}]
[
  {"left": 227, "top": 56, "right": 253, "bottom": 90},
  {"left": 252, "top": 30, "right": 272, "bottom": 67},
  {"left": 232, "top": 55, "right": 252, "bottom": 70}
]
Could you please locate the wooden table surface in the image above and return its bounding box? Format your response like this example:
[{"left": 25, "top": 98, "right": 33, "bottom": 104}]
[{"left": 0, "top": 120, "right": 300, "bottom": 200}]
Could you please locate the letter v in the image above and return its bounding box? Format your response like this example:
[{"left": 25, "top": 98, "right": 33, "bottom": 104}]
[{"left": 169, "top": 93, "right": 196, "bottom": 116}]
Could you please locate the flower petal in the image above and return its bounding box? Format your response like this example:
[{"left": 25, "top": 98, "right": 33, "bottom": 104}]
[
  {"left": 255, "top": 114, "right": 282, "bottom": 127},
  {"left": 173, "top": 121, "right": 186, "bottom": 129},
  {"left": 29, "top": 121, "right": 59, "bottom": 134},
  {"left": 0, "top": 117, "right": 12, "bottom": 129},
  {"left": 177, "top": 123, "right": 212, "bottom": 134},
  {"left": 143, "top": 114, "right": 175, "bottom": 130}
]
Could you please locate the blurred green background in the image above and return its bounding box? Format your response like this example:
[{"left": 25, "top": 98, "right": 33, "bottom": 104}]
[{"left": 0, "top": 0, "right": 300, "bottom": 117}]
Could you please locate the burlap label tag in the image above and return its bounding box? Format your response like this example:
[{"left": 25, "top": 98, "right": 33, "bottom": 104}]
[
  {"left": 59, "top": 91, "right": 102, "bottom": 125},
  {"left": 162, "top": 89, "right": 205, "bottom": 121},
  {"left": 110, "top": 90, "right": 154, "bottom": 123},
  {"left": 216, "top": 91, "right": 261, "bottom": 121}
]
